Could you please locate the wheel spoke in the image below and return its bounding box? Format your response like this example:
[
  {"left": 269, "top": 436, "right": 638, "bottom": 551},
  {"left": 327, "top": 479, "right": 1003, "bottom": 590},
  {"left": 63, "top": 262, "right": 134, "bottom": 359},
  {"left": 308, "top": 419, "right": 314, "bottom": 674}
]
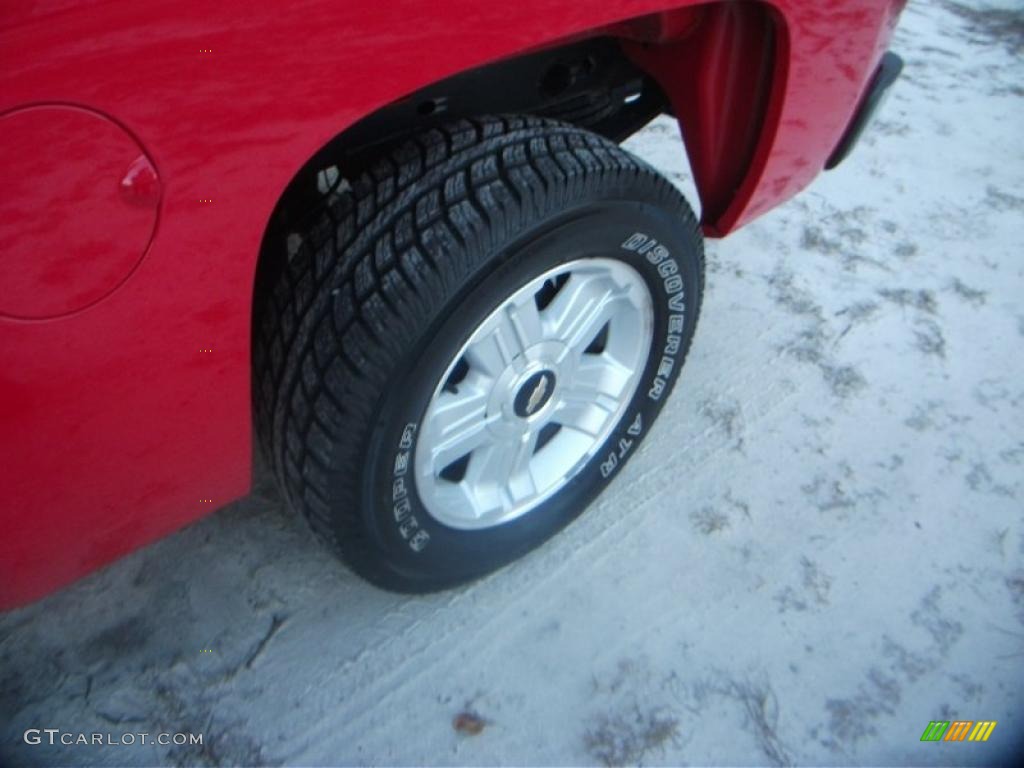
[
  {"left": 546, "top": 273, "right": 629, "bottom": 353},
  {"left": 429, "top": 417, "right": 492, "bottom": 474},
  {"left": 552, "top": 400, "right": 608, "bottom": 437},
  {"left": 464, "top": 306, "right": 529, "bottom": 376},
  {"left": 562, "top": 357, "right": 631, "bottom": 412},
  {"left": 421, "top": 379, "right": 491, "bottom": 472},
  {"left": 463, "top": 330, "right": 509, "bottom": 378},
  {"left": 428, "top": 479, "right": 478, "bottom": 516},
  {"left": 507, "top": 430, "right": 540, "bottom": 501},
  {"left": 466, "top": 431, "right": 538, "bottom": 511},
  {"left": 506, "top": 292, "right": 545, "bottom": 350}
]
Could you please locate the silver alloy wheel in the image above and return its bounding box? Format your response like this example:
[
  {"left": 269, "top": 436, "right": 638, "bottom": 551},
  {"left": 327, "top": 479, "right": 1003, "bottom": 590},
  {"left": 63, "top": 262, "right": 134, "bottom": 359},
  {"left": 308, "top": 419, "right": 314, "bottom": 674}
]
[{"left": 414, "top": 257, "right": 655, "bottom": 530}]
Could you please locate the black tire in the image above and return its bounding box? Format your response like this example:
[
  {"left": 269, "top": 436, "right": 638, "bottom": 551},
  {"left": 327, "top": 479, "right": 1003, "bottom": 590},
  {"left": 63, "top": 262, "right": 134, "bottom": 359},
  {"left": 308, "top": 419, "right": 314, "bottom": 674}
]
[{"left": 254, "top": 116, "right": 704, "bottom": 591}]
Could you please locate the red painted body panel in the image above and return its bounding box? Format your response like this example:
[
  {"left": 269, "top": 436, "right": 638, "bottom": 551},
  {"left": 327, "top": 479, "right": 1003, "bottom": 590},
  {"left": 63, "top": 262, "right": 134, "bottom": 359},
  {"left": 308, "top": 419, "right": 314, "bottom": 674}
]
[{"left": 0, "top": 0, "right": 904, "bottom": 609}]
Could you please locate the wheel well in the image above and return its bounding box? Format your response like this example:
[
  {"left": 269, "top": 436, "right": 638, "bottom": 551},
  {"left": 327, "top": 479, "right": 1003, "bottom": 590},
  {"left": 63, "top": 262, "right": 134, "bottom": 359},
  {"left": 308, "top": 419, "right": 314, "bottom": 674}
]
[
  {"left": 252, "top": 1, "right": 781, "bottom": 358},
  {"left": 259, "top": 34, "right": 670, "bottom": 246},
  {"left": 252, "top": 33, "right": 671, "bottom": 343}
]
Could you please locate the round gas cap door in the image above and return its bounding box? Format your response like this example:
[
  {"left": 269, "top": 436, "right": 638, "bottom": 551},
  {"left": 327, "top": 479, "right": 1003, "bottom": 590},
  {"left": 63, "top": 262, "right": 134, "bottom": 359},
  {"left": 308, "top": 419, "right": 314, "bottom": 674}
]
[{"left": 0, "top": 104, "right": 160, "bottom": 319}]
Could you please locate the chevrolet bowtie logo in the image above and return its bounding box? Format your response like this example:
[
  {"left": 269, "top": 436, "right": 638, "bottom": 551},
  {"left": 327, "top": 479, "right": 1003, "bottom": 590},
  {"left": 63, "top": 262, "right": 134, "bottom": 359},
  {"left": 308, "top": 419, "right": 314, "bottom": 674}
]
[{"left": 525, "top": 375, "right": 549, "bottom": 415}]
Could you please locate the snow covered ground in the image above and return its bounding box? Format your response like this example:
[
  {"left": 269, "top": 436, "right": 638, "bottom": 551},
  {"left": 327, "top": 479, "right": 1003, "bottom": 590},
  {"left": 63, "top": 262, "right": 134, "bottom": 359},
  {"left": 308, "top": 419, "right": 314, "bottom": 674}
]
[{"left": 2, "top": 2, "right": 1022, "bottom": 765}]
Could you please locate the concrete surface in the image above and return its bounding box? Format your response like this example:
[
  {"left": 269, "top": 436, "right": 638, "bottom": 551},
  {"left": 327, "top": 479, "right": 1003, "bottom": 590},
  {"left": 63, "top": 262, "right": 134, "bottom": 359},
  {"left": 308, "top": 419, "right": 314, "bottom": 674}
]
[{"left": 2, "top": 1, "right": 1022, "bottom": 765}]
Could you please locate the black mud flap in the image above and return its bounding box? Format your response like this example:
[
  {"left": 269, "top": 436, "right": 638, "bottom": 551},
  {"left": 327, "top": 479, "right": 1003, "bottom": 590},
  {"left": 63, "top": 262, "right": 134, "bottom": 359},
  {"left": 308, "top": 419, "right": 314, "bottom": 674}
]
[{"left": 826, "top": 51, "right": 905, "bottom": 170}]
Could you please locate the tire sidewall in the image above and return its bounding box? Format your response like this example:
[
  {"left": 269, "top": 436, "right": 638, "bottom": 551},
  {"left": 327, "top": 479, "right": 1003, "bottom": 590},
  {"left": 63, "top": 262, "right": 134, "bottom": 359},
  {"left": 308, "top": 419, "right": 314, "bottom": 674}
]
[{"left": 358, "top": 197, "right": 701, "bottom": 586}]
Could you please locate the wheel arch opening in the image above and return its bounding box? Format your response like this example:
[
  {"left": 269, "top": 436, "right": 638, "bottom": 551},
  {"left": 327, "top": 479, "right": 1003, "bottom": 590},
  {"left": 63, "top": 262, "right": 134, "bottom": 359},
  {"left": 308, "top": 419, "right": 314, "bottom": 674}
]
[
  {"left": 250, "top": 30, "right": 675, "bottom": 375},
  {"left": 250, "top": 0, "right": 785, "bottom": 414}
]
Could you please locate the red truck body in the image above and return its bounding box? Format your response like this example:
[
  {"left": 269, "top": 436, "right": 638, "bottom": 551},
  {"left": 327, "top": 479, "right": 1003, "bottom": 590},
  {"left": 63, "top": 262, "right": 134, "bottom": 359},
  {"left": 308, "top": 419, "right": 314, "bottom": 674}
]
[{"left": 0, "top": 0, "right": 905, "bottom": 609}]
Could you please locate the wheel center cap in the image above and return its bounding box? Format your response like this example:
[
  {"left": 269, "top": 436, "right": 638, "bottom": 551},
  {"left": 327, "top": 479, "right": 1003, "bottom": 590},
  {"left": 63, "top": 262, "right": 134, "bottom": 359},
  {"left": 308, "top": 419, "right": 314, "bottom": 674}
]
[{"left": 513, "top": 369, "right": 556, "bottom": 418}]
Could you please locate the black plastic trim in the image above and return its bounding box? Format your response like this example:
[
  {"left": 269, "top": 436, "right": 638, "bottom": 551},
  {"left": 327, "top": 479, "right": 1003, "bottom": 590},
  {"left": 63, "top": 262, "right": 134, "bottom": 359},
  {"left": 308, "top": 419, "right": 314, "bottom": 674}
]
[{"left": 826, "top": 51, "right": 904, "bottom": 170}]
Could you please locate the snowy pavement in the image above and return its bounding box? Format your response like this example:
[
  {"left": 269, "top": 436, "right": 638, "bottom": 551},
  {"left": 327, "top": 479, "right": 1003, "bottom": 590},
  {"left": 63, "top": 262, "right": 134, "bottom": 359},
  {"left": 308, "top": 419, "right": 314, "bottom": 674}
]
[{"left": 2, "top": 2, "right": 1022, "bottom": 765}]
